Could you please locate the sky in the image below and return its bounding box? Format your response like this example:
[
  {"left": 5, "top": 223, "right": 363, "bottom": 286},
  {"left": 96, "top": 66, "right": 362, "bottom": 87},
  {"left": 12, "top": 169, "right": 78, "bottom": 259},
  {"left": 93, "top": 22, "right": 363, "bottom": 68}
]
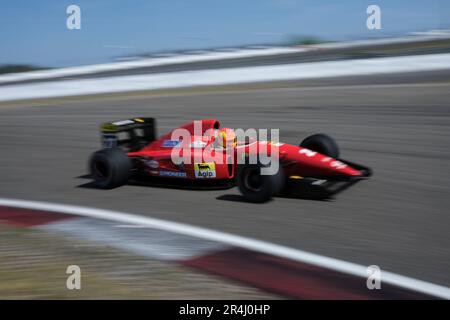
[{"left": 0, "top": 0, "right": 449, "bottom": 67}]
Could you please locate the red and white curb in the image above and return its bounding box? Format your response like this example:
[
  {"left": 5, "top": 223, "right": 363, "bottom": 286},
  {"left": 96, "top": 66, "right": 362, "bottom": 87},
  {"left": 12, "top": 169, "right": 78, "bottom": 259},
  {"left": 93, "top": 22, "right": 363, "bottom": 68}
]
[{"left": 0, "top": 198, "right": 449, "bottom": 299}]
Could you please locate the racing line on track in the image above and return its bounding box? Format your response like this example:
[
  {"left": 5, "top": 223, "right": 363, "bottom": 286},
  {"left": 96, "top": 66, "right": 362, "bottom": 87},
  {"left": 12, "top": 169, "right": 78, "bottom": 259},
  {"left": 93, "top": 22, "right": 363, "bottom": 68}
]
[{"left": 0, "top": 198, "right": 449, "bottom": 299}]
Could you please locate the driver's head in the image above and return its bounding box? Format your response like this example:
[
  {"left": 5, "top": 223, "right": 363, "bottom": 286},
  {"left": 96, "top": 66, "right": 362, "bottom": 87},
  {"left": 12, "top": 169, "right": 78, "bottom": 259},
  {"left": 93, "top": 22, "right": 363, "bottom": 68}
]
[{"left": 215, "top": 128, "right": 237, "bottom": 149}]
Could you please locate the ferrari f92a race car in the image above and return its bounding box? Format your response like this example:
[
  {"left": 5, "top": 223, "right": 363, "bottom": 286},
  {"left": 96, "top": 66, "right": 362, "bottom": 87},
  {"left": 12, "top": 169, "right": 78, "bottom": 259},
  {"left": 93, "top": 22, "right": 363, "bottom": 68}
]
[{"left": 88, "top": 118, "right": 372, "bottom": 202}]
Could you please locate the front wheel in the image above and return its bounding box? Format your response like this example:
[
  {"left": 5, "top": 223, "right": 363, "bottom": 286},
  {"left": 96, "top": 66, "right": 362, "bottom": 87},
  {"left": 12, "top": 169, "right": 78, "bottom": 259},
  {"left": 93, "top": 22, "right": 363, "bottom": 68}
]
[
  {"left": 237, "top": 164, "right": 285, "bottom": 203},
  {"left": 300, "top": 134, "right": 339, "bottom": 159},
  {"left": 89, "top": 148, "right": 131, "bottom": 189}
]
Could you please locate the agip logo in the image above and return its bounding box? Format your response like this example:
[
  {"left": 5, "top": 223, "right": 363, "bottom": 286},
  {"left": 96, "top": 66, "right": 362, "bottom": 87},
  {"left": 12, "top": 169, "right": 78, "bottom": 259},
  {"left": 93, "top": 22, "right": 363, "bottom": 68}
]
[{"left": 194, "top": 163, "right": 216, "bottom": 179}]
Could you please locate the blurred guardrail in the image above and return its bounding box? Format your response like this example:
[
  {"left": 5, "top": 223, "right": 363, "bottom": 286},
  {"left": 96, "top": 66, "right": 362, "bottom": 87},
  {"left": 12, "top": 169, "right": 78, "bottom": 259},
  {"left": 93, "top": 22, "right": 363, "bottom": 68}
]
[
  {"left": 1, "top": 53, "right": 450, "bottom": 101},
  {"left": 1, "top": 31, "right": 450, "bottom": 101},
  {"left": 1, "top": 31, "right": 450, "bottom": 85}
]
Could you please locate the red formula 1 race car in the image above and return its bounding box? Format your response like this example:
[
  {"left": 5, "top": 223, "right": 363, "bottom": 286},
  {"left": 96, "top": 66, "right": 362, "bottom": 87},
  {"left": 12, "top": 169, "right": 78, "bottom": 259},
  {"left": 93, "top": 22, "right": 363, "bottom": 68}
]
[{"left": 88, "top": 118, "right": 372, "bottom": 202}]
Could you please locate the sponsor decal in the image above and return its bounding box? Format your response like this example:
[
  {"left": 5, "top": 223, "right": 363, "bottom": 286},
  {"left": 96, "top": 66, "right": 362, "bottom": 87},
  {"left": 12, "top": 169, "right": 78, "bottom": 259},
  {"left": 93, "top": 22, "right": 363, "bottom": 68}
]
[
  {"left": 159, "top": 170, "right": 187, "bottom": 178},
  {"left": 145, "top": 159, "right": 159, "bottom": 169},
  {"left": 194, "top": 162, "right": 216, "bottom": 179},
  {"left": 299, "top": 148, "right": 317, "bottom": 157},
  {"left": 162, "top": 140, "right": 181, "bottom": 148},
  {"left": 112, "top": 119, "right": 134, "bottom": 126},
  {"left": 190, "top": 140, "right": 207, "bottom": 148},
  {"left": 330, "top": 160, "right": 347, "bottom": 170}
]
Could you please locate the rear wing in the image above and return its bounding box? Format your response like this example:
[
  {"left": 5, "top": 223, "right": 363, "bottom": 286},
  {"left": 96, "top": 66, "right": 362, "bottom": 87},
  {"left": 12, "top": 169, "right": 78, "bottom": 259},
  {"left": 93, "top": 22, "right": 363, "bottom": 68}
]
[{"left": 100, "top": 117, "right": 156, "bottom": 151}]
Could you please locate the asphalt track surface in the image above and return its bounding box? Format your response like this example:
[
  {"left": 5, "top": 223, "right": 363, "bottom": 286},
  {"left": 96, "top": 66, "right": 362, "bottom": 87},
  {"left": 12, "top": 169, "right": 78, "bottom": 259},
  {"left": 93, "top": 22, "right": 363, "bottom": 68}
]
[{"left": 0, "top": 74, "right": 449, "bottom": 287}]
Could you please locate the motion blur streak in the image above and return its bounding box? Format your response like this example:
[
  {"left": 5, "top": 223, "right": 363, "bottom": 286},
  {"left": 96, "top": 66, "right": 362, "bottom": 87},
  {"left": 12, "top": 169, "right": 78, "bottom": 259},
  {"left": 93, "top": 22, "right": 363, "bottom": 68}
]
[
  {"left": 0, "top": 198, "right": 449, "bottom": 299},
  {"left": 1, "top": 53, "right": 450, "bottom": 101}
]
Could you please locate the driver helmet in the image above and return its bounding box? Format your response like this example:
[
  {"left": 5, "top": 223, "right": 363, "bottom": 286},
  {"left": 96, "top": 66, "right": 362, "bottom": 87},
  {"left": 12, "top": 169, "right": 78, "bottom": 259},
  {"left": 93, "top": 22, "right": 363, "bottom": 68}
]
[{"left": 214, "top": 128, "right": 237, "bottom": 149}]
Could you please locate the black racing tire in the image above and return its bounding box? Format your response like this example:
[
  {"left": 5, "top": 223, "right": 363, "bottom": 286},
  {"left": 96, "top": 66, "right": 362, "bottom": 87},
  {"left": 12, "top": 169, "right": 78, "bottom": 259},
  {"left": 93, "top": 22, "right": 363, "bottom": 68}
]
[
  {"left": 300, "top": 134, "right": 340, "bottom": 159},
  {"left": 237, "top": 163, "right": 285, "bottom": 203},
  {"left": 89, "top": 148, "right": 131, "bottom": 189}
]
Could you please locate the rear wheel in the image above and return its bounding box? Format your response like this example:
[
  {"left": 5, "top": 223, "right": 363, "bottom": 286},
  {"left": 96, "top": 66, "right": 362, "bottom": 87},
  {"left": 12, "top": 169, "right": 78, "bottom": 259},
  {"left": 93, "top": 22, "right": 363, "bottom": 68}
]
[
  {"left": 89, "top": 148, "right": 131, "bottom": 189},
  {"left": 237, "top": 164, "right": 285, "bottom": 203},
  {"left": 300, "top": 134, "right": 339, "bottom": 158}
]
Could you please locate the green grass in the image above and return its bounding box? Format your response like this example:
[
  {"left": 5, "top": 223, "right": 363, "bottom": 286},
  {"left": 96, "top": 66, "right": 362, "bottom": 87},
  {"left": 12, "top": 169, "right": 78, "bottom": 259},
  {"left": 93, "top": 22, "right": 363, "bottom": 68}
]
[
  {"left": 284, "top": 35, "right": 328, "bottom": 46},
  {"left": 0, "top": 64, "right": 47, "bottom": 75}
]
